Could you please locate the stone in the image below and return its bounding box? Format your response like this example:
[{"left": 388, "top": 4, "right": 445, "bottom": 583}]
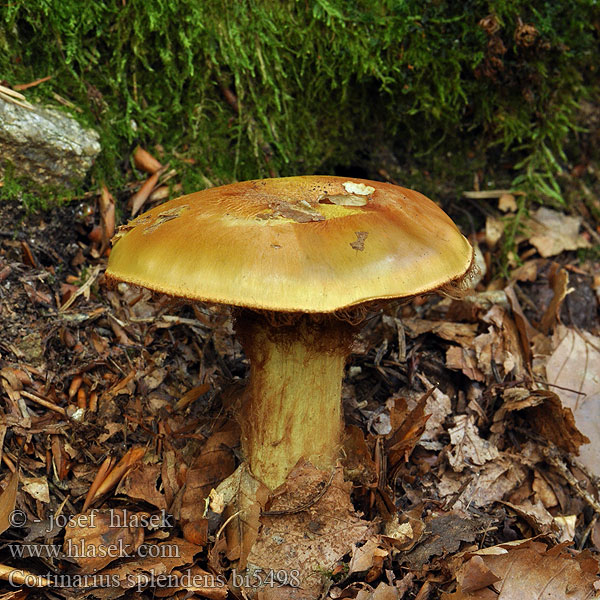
[{"left": 0, "top": 97, "right": 101, "bottom": 188}]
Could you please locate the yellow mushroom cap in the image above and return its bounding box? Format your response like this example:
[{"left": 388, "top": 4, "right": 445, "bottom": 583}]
[{"left": 106, "top": 176, "right": 474, "bottom": 313}]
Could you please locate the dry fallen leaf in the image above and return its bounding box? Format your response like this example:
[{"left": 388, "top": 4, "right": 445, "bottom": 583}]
[
  {"left": 437, "top": 458, "right": 528, "bottom": 511},
  {"left": 63, "top": 509, "right": 145, "bottom": 573},
  {"left": 456, "top": 555, "right": 501, "bottom": 593},
  {"left": 545, "top": 326, "right": 600, "bottom": 475},
  {"left": 386, "top": 392, "right": 432, "bottom": 472},
  {"left": 526, "top": 207, "right": 591, "bottom": 258},
  {"left": 539, "top": 266, "right": 570, "bottom": 333},
  {"left": 117, "top": 462, "right": 167, "bottom": 510},
  {"left": 216, "top": 463, "right": 270, "bottom": 568},
  {"left": 403, "top": 318, "right": 478, "bottom": 345},
  {"left": 382, "top": 509, "right": 424, "bottom": 552},
  {"left": 443, "top": 539, "right": 600, "bottom": 599},
  {"left": 554, "top": 515, "right": 577, "bottom": 542},
  {"left": 130, "top": 172, "right": 160, "bottom": 217},
  {"left": 21, "top": 476, "right": 50, "bottom": 503},
  {"left": 447, "top": 415, "right": 499, "bottom": 473},
  {"left": 491, "top": 387, "right": 588, "bottom": 455},
  {"left": 133, "top": 145, "right": 163, "bottom": 174},
  {"left": 348, "top": 538, "right": 388, "bottom": 577},
  {"left": 89, "top": 446, "right": 146, "bottom": 504},
  {"left": 446, "top": 345, "right": 485, "bottom": 382},
  {"left": 403, "top": 511, "right": 492, "bottom": 569},
  {"left": 182, "top": 425, "right": 238, "bottom": 517},
  {"left": 0, "top": 471, "right": 18, "bottom": 535},
  {"left": 500, "top": 500, "right": 555, "bottom": 536},
  {"left": 485, "top": 215, "right": 504, "bottom": 248},
  {"left": 245, "top": 462, "right": 375, "bottom": 597},
  {"left": 342, "top": 424, "right": 378, "bottom": 487},
  {"left": 99, "top": 538, "right": 201, "bottom": 593},
  {"left": 355, "top": 582, "right": 402, "bottom": 599},
  {"left": 99, "top": 184, "right": 116, "bottom": 251},
  {"left": 416, "top": 374, "right": 453, "bottom": 441},
  {"left": 153, "top": 566, "right": 227, "bottom": 599}
]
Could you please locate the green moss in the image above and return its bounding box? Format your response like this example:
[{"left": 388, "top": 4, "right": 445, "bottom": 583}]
[
  {"left": 1, "top": 1, "right": 598, "bottom": 202},
  {"left": 0, "top": 166, "right": 67, "bottom": 213}
]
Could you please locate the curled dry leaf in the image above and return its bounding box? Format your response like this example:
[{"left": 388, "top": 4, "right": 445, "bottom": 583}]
[
  {"left": 491, "top": 387, "right": 588, "bottom": 455},
  {"left": 386, "top": 392, "right": 432, "bottom": 473},
  {"left": 522, "top": 391, "right": 589, "bottom": 455},
  {"left": 133, "top": 145, "right": 163, "bottom": 174},
  {"left": 99, "top": 184, "right": 116, "bottom": 250},
  {"left": 83, "top": 455, "right": 115, "bottom": 512},
  {"left": 130, "top": 171, "right": 160, "bottom": 217},
  {"left": 457, "top": 555, "right": 501, "bottom": 593},
  {"left": 402, "top": 318, "right": 478, "bottom": 346},
  {"left": 539, "top": 266, "right": 570, "bottom": 334},
  {"left": 89, "top": 446, "right": 146, "bottom": 505},
  {"left": 342, "top": 424, "right": 378, "bottom": 487},
  {"left": 500, "top": 500, "right": 556, "bottom": 536},
  {"left": 0, "top": 564, "right": 50, "bottom": 587}
]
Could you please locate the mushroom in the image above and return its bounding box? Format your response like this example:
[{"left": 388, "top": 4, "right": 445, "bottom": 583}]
[{"left": 106, "top": 176, "right": 474, "bottom": 489}]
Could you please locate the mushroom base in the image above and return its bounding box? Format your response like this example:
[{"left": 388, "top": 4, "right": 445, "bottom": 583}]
[{"left": 236, "top": 310, "right": 355, "bottom": 489}]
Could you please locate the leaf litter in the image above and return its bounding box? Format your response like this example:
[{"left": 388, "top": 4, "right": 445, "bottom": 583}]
[{"left": 0, "top": 171, "right": 600, "bottom": 599}]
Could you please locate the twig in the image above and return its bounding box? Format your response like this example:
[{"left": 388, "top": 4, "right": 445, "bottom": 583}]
[
  {"left": 214, "top": 509, "right": 242, "bottom": 544},
  {"left": 262, "top": 469, "right": 336, "bottom": 516},
  {"left": 13, "top": 76, "right": 52, "bottom": 91},
  {"left": 578, "top": 513, "right": 598, "bottom": 550},
  {"left": 542, "top": 446, "right": 600, "bottom": 514},
  {"left": 462, "top": 189, "right": 524, "bottom": 199},
  {"left": 0, "top": 84, "right": 34, "bottom": 110},
  {"left": 20, "top": 390, "right": 67, "bottom": 416},
  {"left": 532, "top": 378, "right": 587, "bottom": 396},
  {"left": 581, "top": 220, "right": 600, "bottom": 246},
  {"left": 59, "top": 265, "right": 102, "bottom": 311}
]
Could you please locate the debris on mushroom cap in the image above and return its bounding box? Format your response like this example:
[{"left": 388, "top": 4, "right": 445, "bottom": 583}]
[
  {"left": 342, "top": 181, "right": 375, "bottom": 196},
  {"left": 106, "top": 175, "right": 474, "bottom": 313}
]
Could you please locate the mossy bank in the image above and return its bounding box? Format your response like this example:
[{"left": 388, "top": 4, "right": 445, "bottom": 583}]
[{"left": 1, "top": 1, "right": 598, "bottom": 203}]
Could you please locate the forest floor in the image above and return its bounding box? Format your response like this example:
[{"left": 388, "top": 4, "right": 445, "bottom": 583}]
[{"left": 1, "top": 156, "right": 600, "bottom": 600}]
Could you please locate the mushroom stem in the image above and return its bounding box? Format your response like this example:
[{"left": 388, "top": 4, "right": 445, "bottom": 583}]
[{"left": 237, "top": 311, "right": 355, "bottom": 489}]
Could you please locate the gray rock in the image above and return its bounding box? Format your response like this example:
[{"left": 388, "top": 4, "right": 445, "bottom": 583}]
[{"left": 0, "top": 98, "right": 101, "bottom": 188}]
